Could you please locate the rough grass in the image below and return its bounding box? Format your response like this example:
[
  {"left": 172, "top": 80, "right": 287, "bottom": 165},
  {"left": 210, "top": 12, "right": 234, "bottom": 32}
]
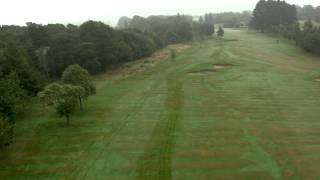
[{"left": 1, "top": 29, "right": 320, "bottom": 179}]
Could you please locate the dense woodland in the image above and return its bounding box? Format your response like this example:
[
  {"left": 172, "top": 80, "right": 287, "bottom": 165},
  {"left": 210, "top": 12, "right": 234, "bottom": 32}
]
[
  {"left": 251, "top": 0, "right": 320, "bottom": 54},
  {"left": 297, "top": 5, "right": 320, "bottom": 22}
]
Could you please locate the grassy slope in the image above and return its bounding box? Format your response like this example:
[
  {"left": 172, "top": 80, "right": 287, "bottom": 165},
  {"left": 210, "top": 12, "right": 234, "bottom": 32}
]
[{"left": 1, "top": 29, "right": 320, "bottom": 179}]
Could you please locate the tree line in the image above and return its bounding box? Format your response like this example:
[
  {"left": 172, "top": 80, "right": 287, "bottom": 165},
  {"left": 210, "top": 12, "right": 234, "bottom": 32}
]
[
  {"left": 251, "top": 0, "right": 320, "bottom": 55},
  {"left": 198, "top": 12, "right": 252, "bottom": 28},
  {"left": 0, "top": 14, "right": 217, "bottom": 150},
  {"left": 117, "top": 14, "right": 227, "bottom": 40},
  {"left": 297, "top": 5, "right": 320, "bottom": 22}
]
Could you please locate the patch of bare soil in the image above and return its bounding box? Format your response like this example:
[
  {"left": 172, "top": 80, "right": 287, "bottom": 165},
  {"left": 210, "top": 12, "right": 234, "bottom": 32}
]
[
  {"left": 314, "top": 77, "right": 320, "bottom": 82},
  {"left": 187, "top": 69, "right": 216, "bottom": 76},
  {"left": 213, "top": 64, "right": 233, "bottom": 70},
  {"left": 143, "top": 44, "right": 192, "bottom": 65},
  {"left": 101, "top": 43, "right": 192, "bottom": 80}
]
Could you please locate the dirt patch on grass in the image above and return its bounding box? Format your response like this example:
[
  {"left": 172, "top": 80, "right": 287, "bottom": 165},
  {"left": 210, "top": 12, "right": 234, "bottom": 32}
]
[
  {"left": 99, "top": 43, "right": 192, "bottom": 80},
  {"left": 187, "top": 69, "right": 216, "bottom": 76},
  {"left": 213, "top": 63, "right": 233, "bottom": 70},
  {"left": 314, "top": 77, "right": 320, "bottom": 82}
]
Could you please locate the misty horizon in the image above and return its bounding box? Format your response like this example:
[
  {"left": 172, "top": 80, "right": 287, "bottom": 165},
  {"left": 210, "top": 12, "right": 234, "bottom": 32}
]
[{"left": 0, "top": 0, "right": 319, "bottom": 26}]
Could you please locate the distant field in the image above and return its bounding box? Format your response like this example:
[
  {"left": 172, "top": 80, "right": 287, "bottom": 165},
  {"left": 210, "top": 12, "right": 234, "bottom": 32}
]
[{"left": 1, "top": 29, "right": 320, "bottom": 179}]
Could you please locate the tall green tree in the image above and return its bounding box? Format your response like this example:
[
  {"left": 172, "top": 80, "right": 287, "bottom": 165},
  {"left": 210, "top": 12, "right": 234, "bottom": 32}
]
[
  {"left": 77, "top": 42, "right": 101, "bottom": 74},
  {"left": 298, "top": 5, "right": 316, "bottom": 20},
  {"left": 117, "top": 16, "right": 132, "bottom": 29},
  {"left": 79, "top": 21, "right": 119, "bottom": 69},
  {"left": 39, "top": 83, "right": 84, "bottom": 125},
  {"left": 0, "top": 73, "right": 26, "bottom": 149},
  {"left": 251, "top": 0, "right": 297, "bottom": 31},
  {"left": 130, "top": 16, "right": 149, "bottom": 32},
  {"left": 47, "top": 30, "right": 79, "bottom": 77},
  {"left": 217, "top": 27, "right": 225, "bottom": 37},
  {"left": 26, "top": 22, "right": 49, "bottom": 48},
  {"left": 316, "top": 6, "right": 320, "bottom": 22},
  {"left": 55, "top": 96, "right": 78, "bottom": 125},
  {"left": 203, "top": 23, "right": 215, "bottom": 36},
  {"left": 0, "top": 43, "right": 45, "bottom": 95},
  {"left": 61, "top": 64, "right": 96, "bottom": 110}
]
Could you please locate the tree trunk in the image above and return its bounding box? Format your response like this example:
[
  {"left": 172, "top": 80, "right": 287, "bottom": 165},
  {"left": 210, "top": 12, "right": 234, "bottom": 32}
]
[{"left": 79, "top": 96, "right": 83, "bottom": 110}]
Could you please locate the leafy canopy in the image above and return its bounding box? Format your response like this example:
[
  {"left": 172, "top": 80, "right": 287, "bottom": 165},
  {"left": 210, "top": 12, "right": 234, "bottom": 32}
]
[
  {"left": 62, "top": 64, "right": 96, "bottom": 98},
  {"left": 39, "top": 83, "right": 84, "bottom": 124}
]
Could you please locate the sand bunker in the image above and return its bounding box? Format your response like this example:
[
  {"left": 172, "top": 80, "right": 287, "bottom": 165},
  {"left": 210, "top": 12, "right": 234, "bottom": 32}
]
[
  {"left": 187, "top": 69, "right": 216, "bottom": 76},
  {"left": 188, "top": 64, "right": 233, "bottom": 76},
  {"left": 213, "top": 64, "right": 233, "bottom": 70},
  {"left": 315, "top": 77, "right": 320, "bottom": 82}
]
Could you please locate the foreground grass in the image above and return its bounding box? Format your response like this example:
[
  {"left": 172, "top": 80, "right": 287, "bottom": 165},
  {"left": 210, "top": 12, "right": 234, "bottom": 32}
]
[{"left": 1, "top": 29, "right": 320, "bottom": 179}]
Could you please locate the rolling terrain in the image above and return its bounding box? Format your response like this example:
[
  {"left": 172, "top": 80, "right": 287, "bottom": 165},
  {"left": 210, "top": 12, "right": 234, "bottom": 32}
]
[{"left": 1, "top": 29, "right": 320, "bottom": 179}]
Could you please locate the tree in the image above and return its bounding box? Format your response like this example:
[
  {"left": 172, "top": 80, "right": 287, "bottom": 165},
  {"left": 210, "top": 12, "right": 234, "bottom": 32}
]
[
  {"left": 201, "top": 12, "right": 252, "bottom": 28},
  {"left": 251, "top": 0, "right": 297, "bottom": 31},
  {"left": 199, "top": 16, "right": 204, "bottom": 23},
  {"left": 26, "top": 22, "right": 49, "bottom": 48},
  {"left": 62, "top": 64, "right": 96, "bottom": 110},
  {"left": 207, "top": 23, "right": 215, "bottom": 36},
  {"left": 115, "top": 41, "right": 134, "bottom": 63},
  {"left": 39, "top": 83, "right": 84, "bottom": 125},
  {"left": 0, "top": 73, "right": 26, "bottom": 121},
  {"left": 316, "top": 6, "right": 320, "bottom": 22},
  {"left": 0, "top": 73, "right": 26, "bottom": 149},
  {"left": 217, "top": 27, "right": 225, "bottom": 37},
  {"left": 193, "top": 21, "right": 215, "bottom": 39},
  {"left": 55, "top": 96, "right": 78, "bottom": 125},
  {"left": 300, "top": 5, "right": 316, "bottom": 20},
  {"left": 79, "top": 21, "right": 119, "bottom": 69},
  {"left": 117, "top": 16, "right": 132, "bottom": 29},
  {"left": 47, "top": 30, "right": 79, "bottom": 78},
  {"left": 38, "top": 83, "right": 64, "bottom": 105},
  {"left": 121, "top": 30, "right": 156, "bottom": 59},
  {"left": 303, "top": 20, "right": 314, "bottom": 31},
  {"left": 0, "top": 43, "right": 45, "bottom": 95},
  {"left": 296, "top": 21, "right": 320, "bottom": 54},
  {"left": 77, "top": 42, "right": 101, "bottom": 74},
  {"left": 131, "top": 16, "right": 149, "bottom": 32},
  {"left": 55, "top": 85, "right": 83, "bottom": 125}
]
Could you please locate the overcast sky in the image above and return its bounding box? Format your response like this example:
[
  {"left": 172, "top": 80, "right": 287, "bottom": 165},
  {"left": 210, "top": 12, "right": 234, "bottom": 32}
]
[{"left": 0, "top": 0, "right": 319, "bottom": 26}]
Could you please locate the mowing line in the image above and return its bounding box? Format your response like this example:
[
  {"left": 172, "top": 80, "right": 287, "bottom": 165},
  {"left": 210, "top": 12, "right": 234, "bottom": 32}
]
[
  {"left": 241, "top": 128, "right": 282, "bottom": 180},
  {"left": 137, "top": 75, "right": 183, "bottom": 180},
  {"left": 66, "top": 78, "right": 163, "bottom": 180}
]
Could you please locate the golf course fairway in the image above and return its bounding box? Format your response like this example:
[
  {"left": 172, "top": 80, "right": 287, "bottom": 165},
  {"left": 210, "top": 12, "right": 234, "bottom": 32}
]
[{"left": 1, "top": 29, "right": 320, "bottom": 180}]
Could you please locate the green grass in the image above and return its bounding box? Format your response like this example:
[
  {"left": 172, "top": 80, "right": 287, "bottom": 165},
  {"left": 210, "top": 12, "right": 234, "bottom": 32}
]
[{"left": 1, "top": 29, "right": 320, "bottom": 179}]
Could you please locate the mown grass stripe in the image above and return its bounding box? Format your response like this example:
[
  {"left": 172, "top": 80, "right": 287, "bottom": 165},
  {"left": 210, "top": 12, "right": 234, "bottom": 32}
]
[{"left": 137, "top": 76, "right": 183, "bottom": 180}]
